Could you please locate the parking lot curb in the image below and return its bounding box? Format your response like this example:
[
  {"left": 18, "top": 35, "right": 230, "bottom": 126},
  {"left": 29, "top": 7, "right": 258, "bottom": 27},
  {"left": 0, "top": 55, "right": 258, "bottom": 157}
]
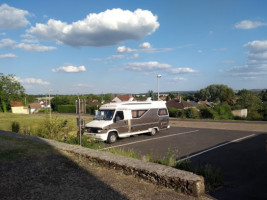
[{"left": 0, "top": 130, "right": 205, "bottom": 197}]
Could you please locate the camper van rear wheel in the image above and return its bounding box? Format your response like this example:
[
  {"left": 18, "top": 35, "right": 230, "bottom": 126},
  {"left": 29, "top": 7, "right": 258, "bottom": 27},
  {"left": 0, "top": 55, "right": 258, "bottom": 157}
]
[
  {"left": 149, "top": 128, "right": 157, "bottom": 136},
  {"left": 107, "top": 132, "right": 117, "bottom": 144}
]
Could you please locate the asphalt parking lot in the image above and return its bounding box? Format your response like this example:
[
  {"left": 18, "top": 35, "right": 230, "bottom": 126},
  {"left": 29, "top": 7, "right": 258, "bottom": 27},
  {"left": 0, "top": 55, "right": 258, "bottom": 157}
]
[{"left": 102, "top": 124, "right": 267, "bottom": 200}]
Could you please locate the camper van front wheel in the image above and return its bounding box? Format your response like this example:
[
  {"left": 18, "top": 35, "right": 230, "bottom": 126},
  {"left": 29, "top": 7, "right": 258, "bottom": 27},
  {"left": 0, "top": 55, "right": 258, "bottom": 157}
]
[
  {"left": 107, "top": 132, "right": 117, "bottom": 144},
  {"left": 149, "top": 128, "right": 157, "bottom": 136}
]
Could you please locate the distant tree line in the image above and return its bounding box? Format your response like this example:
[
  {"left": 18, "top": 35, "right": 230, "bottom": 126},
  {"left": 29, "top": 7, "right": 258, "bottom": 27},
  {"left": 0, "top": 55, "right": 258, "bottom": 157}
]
[
  {"left": 166, "top": 84, "right": 267, "bottom": 121},
  {"left": 1, "top": 73, "right": 267, "bottom": 120}
]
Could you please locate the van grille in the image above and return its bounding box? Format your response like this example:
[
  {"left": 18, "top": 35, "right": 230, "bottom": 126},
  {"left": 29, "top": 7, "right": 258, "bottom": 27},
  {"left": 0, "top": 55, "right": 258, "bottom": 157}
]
[{"left": 86, "top": 128, "right": 101, "bottom": 133}]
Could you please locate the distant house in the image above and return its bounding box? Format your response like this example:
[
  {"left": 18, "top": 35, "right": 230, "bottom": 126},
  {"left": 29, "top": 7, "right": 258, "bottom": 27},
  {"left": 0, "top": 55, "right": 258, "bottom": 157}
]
[
  {"left": 112, "top": 95, "right": 136, "bottom": 103},
  {"left": 10, "top": 101, "right": 29, "bottom": 114},
  {"left": 40, "top": 101, "right": 50, "bottom": 108},
  {"left": 88, "top": 99, "right": 99, "bottom": 105},
  {"left": 29, "top": 103, "right": 41, "bottom": 114},
  {"left": 187, "top": 100, "right": 198, "bottom": 106},
  {"left": 166, "top": 97, "right": 194, "bottom": 109},
  {"left": 160, "top": 96, "right": 167, "bottom": 101}
]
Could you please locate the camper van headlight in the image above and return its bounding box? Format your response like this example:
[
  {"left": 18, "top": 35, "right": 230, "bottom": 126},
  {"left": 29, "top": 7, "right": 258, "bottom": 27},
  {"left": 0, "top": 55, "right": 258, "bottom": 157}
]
[{"left": 97, "top": 129, "right": 103, "bottom": 133}]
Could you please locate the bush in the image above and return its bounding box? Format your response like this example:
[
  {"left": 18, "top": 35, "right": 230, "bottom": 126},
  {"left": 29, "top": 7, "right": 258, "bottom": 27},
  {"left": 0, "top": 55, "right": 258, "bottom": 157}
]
[
  {"left": 58, "top": 105, "right": 76, "bottom": 113},
  {"left": 213, "top": 102, "right": 233, "bottom": 120},
  {"left": 199, "top": 106, "right": 216, "bottom": 119},
  {"left": 185, "top": 108, "right": 198, "bottom": 119},
  {"left": 34, "top": 117, "right": 73, "bottom": 140},
  {"left": 176, "top": 109, "right": 185, "bottom": 118},
  {"left": 167, "top": 107, "right": 185, "bottom": 118},
  {"left": 66, "top": 136, "right": 104, "bottom": 150},
  {"left": 168, "top": 107, "right": 178, "bottom": 117},
  {"left": 247, "top": 111, "right": 263, "bottom": 121},
  {"left": 11, "top": 121, "right": 20, "bottom": 133}
]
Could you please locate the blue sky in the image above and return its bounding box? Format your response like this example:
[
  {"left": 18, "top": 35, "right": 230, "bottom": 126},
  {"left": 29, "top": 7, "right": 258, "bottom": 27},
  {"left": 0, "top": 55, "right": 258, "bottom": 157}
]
[{"left": 1, "top": 0, "right": 267, "bottom": 94}]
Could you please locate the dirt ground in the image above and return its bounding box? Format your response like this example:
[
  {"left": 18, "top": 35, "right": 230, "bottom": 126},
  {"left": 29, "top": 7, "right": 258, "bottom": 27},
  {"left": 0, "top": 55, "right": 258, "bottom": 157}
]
[{"left": 0, "top": 134, "right": 208, "bottom": 200}]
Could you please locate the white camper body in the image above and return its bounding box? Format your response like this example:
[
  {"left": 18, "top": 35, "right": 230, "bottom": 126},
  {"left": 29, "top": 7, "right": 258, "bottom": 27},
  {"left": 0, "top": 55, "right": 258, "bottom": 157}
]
[{"left": 84, "top": 98, "right": 169, "bottom": 143}]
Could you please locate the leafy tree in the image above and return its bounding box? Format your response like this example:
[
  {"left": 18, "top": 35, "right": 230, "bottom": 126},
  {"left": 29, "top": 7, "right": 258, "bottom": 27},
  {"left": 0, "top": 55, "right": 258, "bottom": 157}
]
[
  {"left": 182, "top": 93, "right": 195, "bottom": 101},
  {"left": 147, "top": 90, "right": 157, "bottom": 100},
  {"left": 103, "top": 93, "right": 115, "bottom": 102},
  {"left": 0, "top": 73, "right": 25, "bottom": 112},
  {"left": 195, "top": 84, "right": 234, "bottom": 103},
  {"left": 259, "top": 90, "right": 267, "bottom": 101},
  {"left": 236, "top": 89, "right": 262, "bottom": 111},
  {"left": 261, "top": 102, "right": 267, "bottom": 121},
  {"left": 236, "top": 89, "right": 263, "bottom": 120}
]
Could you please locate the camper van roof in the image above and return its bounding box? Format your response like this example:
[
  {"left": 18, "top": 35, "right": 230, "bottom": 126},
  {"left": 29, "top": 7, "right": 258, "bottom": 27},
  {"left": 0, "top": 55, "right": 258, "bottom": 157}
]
[{"left": 99, "top": 100, "right": 166, "bottom": 110}]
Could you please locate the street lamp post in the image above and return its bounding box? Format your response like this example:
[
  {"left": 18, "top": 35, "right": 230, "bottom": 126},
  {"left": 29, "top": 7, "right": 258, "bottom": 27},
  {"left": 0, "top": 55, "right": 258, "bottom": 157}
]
[
  {"left": 49, "top": 89, "right": 52, "bottom": 120},
  {"left": 157, "top": 74, "right": 161, "bottom": 101}
]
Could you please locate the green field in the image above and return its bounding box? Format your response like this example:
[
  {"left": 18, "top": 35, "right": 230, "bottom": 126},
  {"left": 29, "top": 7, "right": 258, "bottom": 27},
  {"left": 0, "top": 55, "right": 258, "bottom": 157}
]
[
  {"left": 0, "top": 113, "right": 75, "bottom": 131},
  {"left": 0, "top": 113, "right": 94, "bottom": 141}
]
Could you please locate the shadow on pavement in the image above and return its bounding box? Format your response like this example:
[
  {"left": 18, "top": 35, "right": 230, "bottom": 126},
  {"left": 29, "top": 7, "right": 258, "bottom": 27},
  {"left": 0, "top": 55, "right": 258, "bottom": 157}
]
[
  {"left": 0, "top": 131, "right": 127, "bottom": 200},
  {"left": 186, "top": 133, "right": 267, "bottom": 200}
]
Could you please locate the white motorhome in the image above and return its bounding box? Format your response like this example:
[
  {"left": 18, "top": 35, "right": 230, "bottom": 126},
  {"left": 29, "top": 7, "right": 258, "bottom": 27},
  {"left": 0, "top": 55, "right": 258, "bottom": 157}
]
[{"left": 84, "top": 98, "right": 169, "bottom": 143}]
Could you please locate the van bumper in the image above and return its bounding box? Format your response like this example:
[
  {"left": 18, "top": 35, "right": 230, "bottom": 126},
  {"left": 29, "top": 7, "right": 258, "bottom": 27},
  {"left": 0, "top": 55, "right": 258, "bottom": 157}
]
[{"left": 84, "top": 132, "right": 108, "bottom": 141}]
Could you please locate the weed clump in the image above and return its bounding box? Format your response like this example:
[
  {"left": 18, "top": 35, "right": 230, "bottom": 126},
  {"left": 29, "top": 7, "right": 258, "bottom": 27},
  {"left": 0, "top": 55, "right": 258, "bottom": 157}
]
[{"left": 11, "top": 121, "right": 20, "bottom": 133}]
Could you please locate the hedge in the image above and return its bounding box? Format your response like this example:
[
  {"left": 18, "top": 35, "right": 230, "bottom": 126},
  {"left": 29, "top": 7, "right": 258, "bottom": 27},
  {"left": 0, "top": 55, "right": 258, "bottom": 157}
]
[
  {"left": 57, "top": 104, "right": 99, "bottom": 114},
  {"left": 58, "top": 105, "right": 76, "bottom": 113}
]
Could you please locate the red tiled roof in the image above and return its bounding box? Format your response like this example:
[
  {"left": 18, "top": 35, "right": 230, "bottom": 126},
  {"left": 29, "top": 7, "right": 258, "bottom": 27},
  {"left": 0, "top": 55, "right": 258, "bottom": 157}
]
[
  {"left": 117, "top": 95, "right": 135, "bottom": 101},
  {"left": 10, "top": 101, "right": 23, "bottom": 107},
  {"left": 29, "top": 103, "right": 41, "bottom": 109},
  {"left": 198, "top": 100, "right": 208, "bottom": 104},
  {"left": 166, "top": 98, "right": 194, "bottom": 109}
]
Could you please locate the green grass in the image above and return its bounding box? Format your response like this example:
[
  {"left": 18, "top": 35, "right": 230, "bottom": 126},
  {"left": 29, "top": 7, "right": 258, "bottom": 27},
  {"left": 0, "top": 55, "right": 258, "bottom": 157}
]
[
  {"left": 0, "top": 113, "right": 92, "bottom": 133},
  {"left": 0, "top": 113, "right": 45, "bottom": 131},
  {"left": 106, "top": 148, "right": 141, "bottom": 159}
]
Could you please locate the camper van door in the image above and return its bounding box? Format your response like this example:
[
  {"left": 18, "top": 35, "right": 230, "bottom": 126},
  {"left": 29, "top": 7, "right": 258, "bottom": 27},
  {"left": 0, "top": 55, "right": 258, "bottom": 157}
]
[{"left": 112, "top": 110, "right": 128, "bottom": 134}]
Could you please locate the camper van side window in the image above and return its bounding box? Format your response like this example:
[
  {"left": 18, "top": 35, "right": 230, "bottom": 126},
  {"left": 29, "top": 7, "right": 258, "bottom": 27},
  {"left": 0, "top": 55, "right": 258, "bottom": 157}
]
[
  {"left": 158, "top": 109, "right": 168, "bottom": 116},
  {"left": 115, "top": 111, "right": 124, "bottom": 121},
  {"left": 132, "top": 110, "right": 147, "bottom": 118}
]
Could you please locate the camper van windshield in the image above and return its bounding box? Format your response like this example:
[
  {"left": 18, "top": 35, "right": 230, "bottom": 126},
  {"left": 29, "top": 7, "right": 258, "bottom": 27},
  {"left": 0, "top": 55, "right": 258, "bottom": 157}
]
[{"left": 95, "top": 110, "right": 115, "bottom": 121}]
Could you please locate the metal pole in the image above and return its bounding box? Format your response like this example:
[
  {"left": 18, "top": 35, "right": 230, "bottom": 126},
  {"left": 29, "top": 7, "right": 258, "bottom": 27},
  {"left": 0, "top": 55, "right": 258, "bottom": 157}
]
[
  {"left": 157, "top": 77, "right": 159, "bottom": 101},
  {"left": 157, "top": 74, "right": 161, "bottom": 101},
  {"left": 79, "top": 98, "right": 81, "bottom": 146},
  {"left": 49, "top": 90, "right": 51, "bottom": 120}
]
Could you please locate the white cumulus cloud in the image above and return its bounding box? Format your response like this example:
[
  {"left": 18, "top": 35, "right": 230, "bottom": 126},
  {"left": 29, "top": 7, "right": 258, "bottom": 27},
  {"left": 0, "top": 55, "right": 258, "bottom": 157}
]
[
  {"left": 0, "top": 38, "right": 56, "bottom": 52},
  {"left": 169, "top": 77, "right": 187, "bottom": 82},
  {"left": 117, "top": 46, "right": 135, "bottom": 53},
  {"left": 52, "top": 65, "right": 86, "bottom": 73},
  {"left": 225, "top": 40, "right": 267, "bottom": 79},
  {"left": 235, "top": 20, "right": 267, "bottom": 29},
  {"left": 16, "top": 77, "right": 50, "bottom": 85},
  {"left": 0, "top": 53, "right": 17, "bottom": 58},
  {"left": 0, "top": 38, "right": 16, "bottom": 48},
  {"left": 0, "top": 4, "right": 30, "bottom": 29},
  {"left": 124, "top": 61, "right": 197, "bottom": 75},
  {"left": 168, "top": 67, "right": 197, "bottom": 74},
  {"left": 124, "top": 61, "right": 171, "bottom": 71},
  {"left": 139, "top": 42, "right": 151, "bottom": 49},
  {"left": 244, "top": 40, "right": 267, "bottom": 52},
  {"left": 28, "top": 8, "right": 159, "bottom": 47}
]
